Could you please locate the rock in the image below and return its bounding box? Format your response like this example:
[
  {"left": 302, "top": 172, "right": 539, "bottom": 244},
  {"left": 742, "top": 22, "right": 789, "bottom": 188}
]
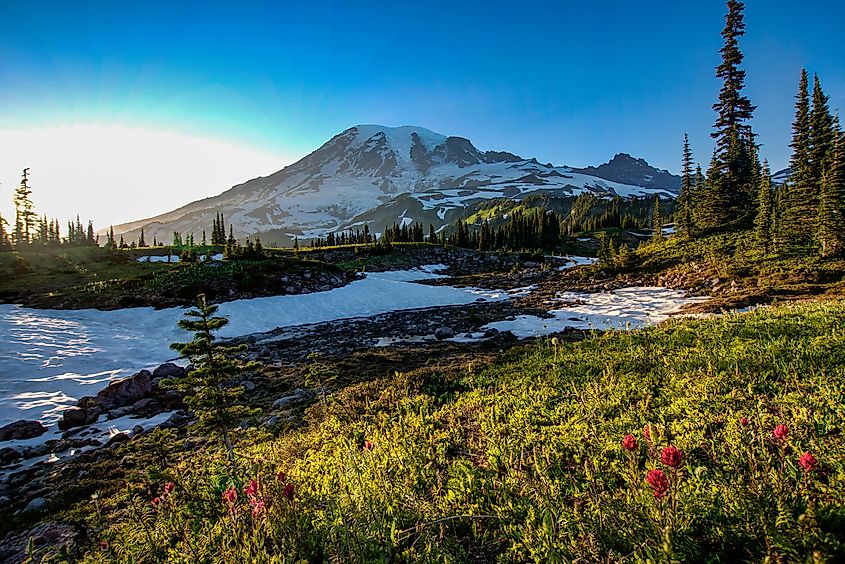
[
  {"left": 434, "top": 327, "right": 455, "bottom": 340},
  {"left": 1, "top": 446, "right": 23, "bottom": 464},
  {"left": 263, "top": 415, "right": 280, "bottom": 427},
  {"left": 106, "top": 406, "right": 133, "bottom": 420},
  {"left": 272, "top": 388, "right": 309, "bottom": 409},
  {"left": 0, "top": 419, "right": 47, "bottom": 441},
  {"left": 523, "top": 261, "right": 540, "bottom": 268},
  {"left": 106, "top": 432, "right": 130, "bottom": 447},
  {"left": 132, "top": 425, "right": 145, "bottom": 435},
  {"left": 96, "top": 370, "right": 153, "bottom": 408},
  {"left": 241, "top": 380, "right": 256, "bottom": 392},
  {"left": 0, "top": 521, "right": 80, "bottom": 562},
  {"left": 153, "top": 363, "right": 186, "bottom": 380},
  {"left": 58, "top": 406, "right": 101, "bottom": 431},
  {"left": 23, "top": 497, "right": 47, "bottom": 513},
  {"left": 132, "top": 397, "right": 156, "bottom": 411},
  {"left": 161, "top": 411, "right": 193, "bottom": 428},
  {"left": 483, "top": 328, "right": 500, "bottom": 338}
]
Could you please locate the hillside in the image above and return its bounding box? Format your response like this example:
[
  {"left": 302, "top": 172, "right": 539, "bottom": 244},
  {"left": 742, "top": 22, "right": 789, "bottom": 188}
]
[{"left": 11, "top": 297, "right": 842, "bottom": 562}]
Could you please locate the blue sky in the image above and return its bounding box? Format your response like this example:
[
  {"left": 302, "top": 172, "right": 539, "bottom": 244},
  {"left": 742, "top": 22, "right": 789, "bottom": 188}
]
[{"left": 1, "top": 1, "right": 844, "bottom": 223}]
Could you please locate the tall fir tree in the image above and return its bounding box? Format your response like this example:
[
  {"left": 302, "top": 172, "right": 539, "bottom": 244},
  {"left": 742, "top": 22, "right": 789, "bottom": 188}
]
[
  {"left": 809, "top": 74, "right": 835, "bottom": 188},
  {"left": 817, "top": 122, "right": 845, "bottom": 258},
  {"left": 703, "top": 0, "right": 757, "bottom": 230},
  {"left": 139, "top": 228, "right": 146, "bottom": 248},
  {"left": 651, "top": 195, "right": 663, "bottom": 240},
  {"left": 754, "top": 160, "right": 773, "bottom": 253},
  {"left": 677, "top": 133, "right": 695, "bottom": 238},
  {"left": 783, "top": 69, "right": 814, "bottom": 250},
  {"left": 13, "top": 168, "right": 36, "bottom": 245}
]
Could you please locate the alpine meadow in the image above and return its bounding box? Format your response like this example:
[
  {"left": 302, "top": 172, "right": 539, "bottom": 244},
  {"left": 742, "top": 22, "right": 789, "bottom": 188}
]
[{"left": 0, "top": 1, "right": 844, "bottom": 563}]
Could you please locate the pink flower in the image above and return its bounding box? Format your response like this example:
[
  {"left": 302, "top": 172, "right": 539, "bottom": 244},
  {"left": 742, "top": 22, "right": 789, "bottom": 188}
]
[
  {"left": 798, "top": 452, "right": 818, "bottom": 473},
  {"left": 276, "top": 470, "right": 287, "bottom": 483},
  {"left": 100, "top": 541, "right": 109, "bottom": 551},
  {"left": 621, "top": 434, "right": 638, "bottom": 451},
  {"left": 163, "top": 482, "right": 175, "bottom": 495},
  {"left": 772, "top": 425, "right": 789, "bottom": 441},
  {"left": 282, "top": 483, "right": 294, "bottom": 501},
  {"left": 646, "top": 469, "right": 669, "bottom": 500},
  {"left": 250, "top": 499, "right": 266, "bottom": 517},
  {"left": 363, "top": 440, "right": 374, "bottom": 452},
  {"left": 643, "top": 425, "right": 652, "bottom": 441},
  {"left": 151, "top": 496, "right": 162, "bottom": 509},
  {"left": 661, "top": 446, "right": 683, "bottom": 468},
  {"left": 222, "top": 486, "right": 238, "bottom": 505},
  {"left": 244, "top": 479, "right": 258, "bottom": 498},
  {"left": 740, "top": 417, "right": 749, "bottom": 427}
]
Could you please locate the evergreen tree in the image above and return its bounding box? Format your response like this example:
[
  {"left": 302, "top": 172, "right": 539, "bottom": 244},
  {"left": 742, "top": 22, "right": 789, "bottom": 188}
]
[
  {"left": 87, "top": 221, "right": 95, "bottom": 245},
  {"left": 0, "top": 212, "right": 9, "bottom": 249},
  {"left": 107, "top": 226, "right": 116, "bottom": 249},
  {"left": 755, "top": 160, "right": 773, "bottom": 253},
  {"left": 165, "top": 294, "right": 261, "bottom": 467},
  {"left": 703, "top": 0, "right": 757, "bottom": 230},
  {"left": 809, "top": 74, "right": 835, "bottom": 188},
  {"left": 818, "top": 124, "right": 845, "bottom": 258},
  {"left": 139, "top": 228, "right": 147, "bottom": 248},
  {"left": 677, "top": 134, "right": 695, "bottom": 238},
  {"left": 13, "top": 168, "right": 36, "bottom": 245},
  {"left": 651, "top": 195, "right": 663, "bottom": 240},
  {"left": 428, "top": 224, "right": 437, "bottom": 244}
]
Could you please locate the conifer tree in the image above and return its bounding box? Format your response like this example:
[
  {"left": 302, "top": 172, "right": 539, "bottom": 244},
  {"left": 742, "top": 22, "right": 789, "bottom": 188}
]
[
  {"left": 139, "top": 228, "right": 147, "bottom": 248},
  {"left": 87, "top": 221, "right": 95, "bottom": 245},
  {"left": 809, "top": 74, "right": 835, "bottom": 187},
  {"left": 651, "top": 195, "right": 663, "bottom": 239},
  {"left": 703, "top": 0, "right": 757, "bottom": 230},
  {"left": 13, "top": 168, "right": 36, "bottom": 245},
  {"left": 677, "top": 134, "right": 695, "bottom": 238},
  {"left": 166, "top": 294, "right": 260, "bottom": 466},
  {"left": 818, "top": 124, "right": 845, "bottom": 258},
  {"left": 0, "top": 213, "right": 8, "bottom": 249},
  {"left": 107, "top": 226, "right": 116, "bottom": 249},
  {"left": 755, "top": 160, "right": 773, "bottom": 253},
  {"left": 428, "top": 224, "right": 437, "bottom": 244}
]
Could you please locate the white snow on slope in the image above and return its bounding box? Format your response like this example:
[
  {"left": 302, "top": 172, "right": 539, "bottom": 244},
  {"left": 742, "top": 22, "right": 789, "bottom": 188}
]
[
  {"left": 484, "top": 287, "right": 707, "bottom": 338},
  {"left": 0, "top": 267, "right": 501, "bottom": 428}
]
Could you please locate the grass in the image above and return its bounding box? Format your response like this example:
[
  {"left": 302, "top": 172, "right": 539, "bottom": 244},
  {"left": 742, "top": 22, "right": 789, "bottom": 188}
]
[
  {"left": 65, "top": 299, "right": 845, "bottom": 562},
  {"left": 0, "top": 246, "right": 346, "bottom": 309}
]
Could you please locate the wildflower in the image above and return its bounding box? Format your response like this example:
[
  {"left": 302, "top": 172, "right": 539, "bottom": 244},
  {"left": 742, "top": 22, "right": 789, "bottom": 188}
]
[
  {"left": 643, "top": 424, "right": 652, "bottom": 441},
  {"left": 276, "top": 470, "right": 287, "bottom": 483},
  {"left": 621, "top": 434, "right": 638, "bottom": 451},
  {"left": 282, "top": 483, "right": 294, "bottom": 501},
  {"left": 244, "top": 479, "right": 258, "bottom": 498},
  {"left": 772, "top": 424, "right": 789, "bottom": 441},
  {"left": 151, "top": 496, "right": 162, "bottom": 509},
  {"left": 100, "top": 541, "right": 109, "bottom": 551},
  {"left": 661, "top": 446, "right": 683, "bottom": 468},
  {"left": 798, "top": 452, "right": 818, "bottom": 473},
  {"left": 163, "top": 482, "right": 175, "bottom": 495},
  {"left": 363, "top": 440, "right": 374, "bottom": 452},
  {"left": 222, "top": 486, "right": 238, "bottom": 506},
  {"left": 740, "top": 417, "right": 749, "bottom": 427},
  {"left": 646, "top": 469, "right": 669, "bottom": 500},
  {"left": 251, "top": 499, "right": 266, "bottom": 517}
]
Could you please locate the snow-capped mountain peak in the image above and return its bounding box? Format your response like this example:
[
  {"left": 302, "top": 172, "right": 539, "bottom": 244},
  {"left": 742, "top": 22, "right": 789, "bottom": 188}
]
[{"left": 109, "top": 124, "right": 680, "bottom": 244}]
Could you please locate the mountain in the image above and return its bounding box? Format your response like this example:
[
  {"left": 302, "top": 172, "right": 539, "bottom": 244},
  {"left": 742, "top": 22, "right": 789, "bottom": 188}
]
[
  {"left": 772, "top": 167, "right": 792, "bottom": 185},
  {"left": 111, "top": 125, "right": 680, "bottom": 244}
]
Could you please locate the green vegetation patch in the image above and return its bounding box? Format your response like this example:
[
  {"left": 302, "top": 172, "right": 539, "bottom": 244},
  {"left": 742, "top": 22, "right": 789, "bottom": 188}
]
[{"left": 74, "top": 300, "right": 845, "bottom": 561}]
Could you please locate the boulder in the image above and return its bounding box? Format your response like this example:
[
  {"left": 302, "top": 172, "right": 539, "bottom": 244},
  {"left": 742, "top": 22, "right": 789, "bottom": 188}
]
[
  {"left": 23, "top": 497, "right": 47, "bottom": 513},
  {"left": 58, "top": 406, "right": 101, "bottom": 431},
  {"left": 96, "top": 370, "right": 152, "bottom": 408},
  {"left": 272, "top": 388, "right": 309, "bottom": 409},
  {"left": 0, "top": 420, "right": 47, "bottom": 442},
  {"left": 0, "top": 446, "right": 23, "bottom": 464},
  {"left": 152, "top": 363, "right": 186, "bottom": 381},
  {"left": 434, "top": 327, "right": 455, "bottom": 340}
]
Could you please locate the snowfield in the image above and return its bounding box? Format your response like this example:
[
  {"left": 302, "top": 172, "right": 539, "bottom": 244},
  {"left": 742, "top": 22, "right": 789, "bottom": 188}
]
[
  {"left": 484, "top": 287, "right": 708, "bottom": 338},
  {"left": 0, "top": 266, "right": 502, "bottom": 429}
]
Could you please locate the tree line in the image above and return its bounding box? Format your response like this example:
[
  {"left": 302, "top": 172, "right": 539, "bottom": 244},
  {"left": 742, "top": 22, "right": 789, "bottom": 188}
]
[
  {"left": 671, "top": 0, "right": 844, "bottom": 259},
  {"left": 0, "top": 168, "right": 99, "bottom": 249}
]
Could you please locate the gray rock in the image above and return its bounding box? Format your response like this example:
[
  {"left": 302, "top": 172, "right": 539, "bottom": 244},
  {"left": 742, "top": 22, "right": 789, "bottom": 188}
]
[
  {"left": 132, "top": 425, "right": 145, "bottom": 435},
  {"left": 96, "top": 370, "right": 153, "bottom": 408},
  {"left": 241, "top": 380, "right": 256, "bottom": 391},
  {"left": 106, "top": 406, "right": 133, "bottom": 420},
  {"left": 272, "top": 388, "right": 309, "bottom": 409},
  {"left": 106, "top": 432, "right": 130, "bottom": 447},
  {"left": 1, "top": 446, "right": 23, "bottom": 464},
  {"left": 23, "top": 497, "right": 47, "bottom": 513},
  {"left": 0, "top": 419, "right": 47, "bottom": 441},
  {"left": 153, "top": 362, "right": 186, "bottom": 380},
  {"left": 58, "top": 406, "right": 101, "bottom": 431},
  {"left": 434, "top": 326, "right": 455, "bottom": 340}
]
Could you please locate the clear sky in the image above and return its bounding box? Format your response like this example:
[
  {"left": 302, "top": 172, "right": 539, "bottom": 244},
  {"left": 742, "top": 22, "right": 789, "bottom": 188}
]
[{"left": 1, "top": 0, "right": 843, "bottom": 227}]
